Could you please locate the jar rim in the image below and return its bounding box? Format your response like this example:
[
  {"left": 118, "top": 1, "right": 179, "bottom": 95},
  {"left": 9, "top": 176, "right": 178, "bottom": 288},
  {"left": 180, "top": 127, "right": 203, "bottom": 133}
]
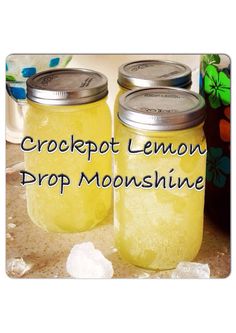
[
  {"left": 26, "top": 68, "right": 108, "bottom": 105},
  {"left": 118, "top": 59, "right": 192, "bottom": 89},
  {"left": 118, "top": 87, "right": 206, "bottom": 131}
]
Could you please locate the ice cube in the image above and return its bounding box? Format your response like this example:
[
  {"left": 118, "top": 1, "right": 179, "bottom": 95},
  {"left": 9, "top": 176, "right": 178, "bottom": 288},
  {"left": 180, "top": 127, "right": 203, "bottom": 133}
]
[
  {"left": 66, "top": 242, "right": 114, "bottom": 279},
  {"left": 6, "top": 233, "right": 14, "bottom": 240},
  {"left": 171, "top": 262, "right": 210, "bottom": 279},
  {"left": 8, "top": 223, "right": 16, "bottom": 229},
  {"left": 136, "top": 272, "right": 150, "bottom": 279},
  {"left": 110, "top": 246, "right": 118, "bottom": 253},
  {"left": 6, "top": 257, "right": 32, "bottom": 277},
  {"left": 6, "top": 162, "right": 24, "bottom": 174}
]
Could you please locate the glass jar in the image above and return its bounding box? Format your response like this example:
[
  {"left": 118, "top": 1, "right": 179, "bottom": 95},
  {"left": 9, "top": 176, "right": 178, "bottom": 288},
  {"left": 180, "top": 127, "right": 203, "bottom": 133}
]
[
  {"left": 114, "top": 59, "right": 192, "bottom": 116},
  {"left": 24, "top": 68, "right": 112, "bottom": 232},
  {"left": 114, "top": 87, "right": 206, "bottom": 270}
]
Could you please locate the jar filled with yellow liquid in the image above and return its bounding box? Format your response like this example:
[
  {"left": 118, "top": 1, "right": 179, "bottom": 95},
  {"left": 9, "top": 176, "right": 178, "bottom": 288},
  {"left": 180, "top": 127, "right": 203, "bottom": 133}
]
[
  {"left": 24, "top": 68, "right": 112, "bottom": 232},
  {"left": 115, "top": 87, "right": 206, "bottom": 270},
  {"left": 114, "top": 59, "right": 192, "bottom": 116}
]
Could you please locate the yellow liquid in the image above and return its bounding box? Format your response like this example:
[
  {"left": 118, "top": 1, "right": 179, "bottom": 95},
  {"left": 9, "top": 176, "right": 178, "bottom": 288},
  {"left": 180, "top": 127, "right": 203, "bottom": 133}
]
[
  {"left": 24, "top": 99, "right": 112, "bottom": 232},
  {"left": 114, "top": 120, "right": 206, "bottom": 270}
]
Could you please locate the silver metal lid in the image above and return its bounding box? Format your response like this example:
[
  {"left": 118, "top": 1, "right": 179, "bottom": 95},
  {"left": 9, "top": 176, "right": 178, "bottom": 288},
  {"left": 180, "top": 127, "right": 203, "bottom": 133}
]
[
  {"left": 118, "top": 87, "right": 205, "bottom": 131},
  {"left": 118, "top": 60, "right": 192, "bottom": 89},
  {"left": 26, "top": 68, "right": 108, "bottom": 105}
]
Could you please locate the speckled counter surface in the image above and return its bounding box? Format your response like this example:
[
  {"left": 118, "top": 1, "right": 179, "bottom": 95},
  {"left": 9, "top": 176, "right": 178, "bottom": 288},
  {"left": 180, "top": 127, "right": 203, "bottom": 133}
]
[{"left": 6, "top": 142, "right": 230, "bottom": 278}]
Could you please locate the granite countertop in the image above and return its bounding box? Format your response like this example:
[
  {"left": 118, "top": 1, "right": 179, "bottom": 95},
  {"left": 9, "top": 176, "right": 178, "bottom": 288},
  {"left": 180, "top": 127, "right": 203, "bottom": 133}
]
[{"left": 6, "top": 142, "right": 230, "bottom": 278}]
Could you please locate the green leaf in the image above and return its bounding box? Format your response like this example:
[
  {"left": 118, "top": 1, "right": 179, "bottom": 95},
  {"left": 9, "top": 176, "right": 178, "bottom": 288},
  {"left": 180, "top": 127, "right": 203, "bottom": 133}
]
[
  {"left": 209, "top": 93, "right": 221, "bottom": 109},
  {"left": 213, "top": 172, "right": 226, "bottom": 188},
  {"left": 204, "top": 65, "right": 218, "bottom": 94},
  {"left": 203, "top": 54, "right": 220, "bottom": 65},
  {"left": 206, "top": 168, "right": 213, "bottom": 182},
  {"left": 219, "top": 89, "right": 230, "bottom": 105},
  {"left": 201, "top": 54, "right": 221, "bottom": 74},
  {"left": 212, "top": 54, "right": 220, "bottom": 64},
  {"left": 219, "top": 71, "right": 230, "bottom": 88},
  {"left": 218, "top": 71, "right": 230, "bottom": 105},
  {"left": 204, "top": 75, "right": 214, "bottom": 94},
  {"left": 209, "top": 147, "right": 223, "bottom": 159},
  {"left": 217, "top": 156, "right": 230, "bottom": 174},
  {"left": 205, "top": 64, "right": 218, "bottom": 79}
]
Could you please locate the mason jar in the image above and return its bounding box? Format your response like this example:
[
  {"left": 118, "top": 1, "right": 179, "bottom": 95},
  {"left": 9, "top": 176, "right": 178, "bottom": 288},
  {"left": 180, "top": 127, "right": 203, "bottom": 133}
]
[
  {"left": 114, "top": 59, "right": 192, "bottom": 116},
  {"left": 114, "top": 87, "right": 206, "bottom": 270},
  {"left": 24, "top": 68, "right": 112, "bottom": 232}
]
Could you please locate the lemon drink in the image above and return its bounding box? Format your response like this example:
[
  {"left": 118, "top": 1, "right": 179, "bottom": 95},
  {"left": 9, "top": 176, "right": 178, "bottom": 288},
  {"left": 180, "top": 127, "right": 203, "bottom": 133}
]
[
  {"left": 114, "top": 87, "right": 206, "bottom": 270},
  {"left": 24, "top": 68, "right": 112, "bottom": 232}
]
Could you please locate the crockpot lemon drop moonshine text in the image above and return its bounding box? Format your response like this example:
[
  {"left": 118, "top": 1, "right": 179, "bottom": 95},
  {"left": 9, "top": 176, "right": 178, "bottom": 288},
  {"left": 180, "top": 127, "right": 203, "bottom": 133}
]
[
  {"left": 21, "top": 135, "right": 207, "bottom": 160},
  {"left": 20, "top": 135, "right": 207, "bottom": 194}
]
